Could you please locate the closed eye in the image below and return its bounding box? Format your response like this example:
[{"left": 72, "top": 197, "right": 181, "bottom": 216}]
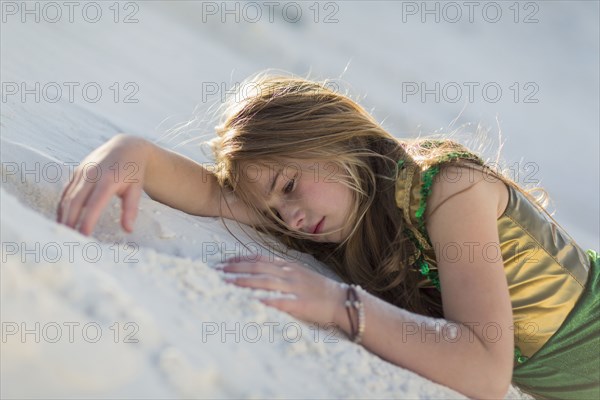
[{"left": 283, "top": 178, "right": 295, "bottom": 194}]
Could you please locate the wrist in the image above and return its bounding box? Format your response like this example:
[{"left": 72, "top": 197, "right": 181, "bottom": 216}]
[
  {"left": 114, "top": 135, "right": 154, "bottom": 183},
  {"left": 331, "top": 282, "right": 352, "bottom": 336},
  {"left": 110, "top": 134, "right": 156, "bottom": 193},
  {"left": 332, "top": 283, "right": 367, "bottom": 344}
]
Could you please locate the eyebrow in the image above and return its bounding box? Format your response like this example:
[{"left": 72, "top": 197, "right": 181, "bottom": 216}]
[{"left": 266, "top": 167, "right": 283, "bottom": 197}]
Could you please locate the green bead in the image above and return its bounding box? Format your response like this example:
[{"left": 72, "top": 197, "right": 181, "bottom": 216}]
[
  {"left": 415, "top": 165, "right": 440, "bottom": 234},
  {"left": 514, "top": 347, "right": 529, "bottom": 364},
  {"left": 415, "top": 208, "right": 424, "bottom": 219}
]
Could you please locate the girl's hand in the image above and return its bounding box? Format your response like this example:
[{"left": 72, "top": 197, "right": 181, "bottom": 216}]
[
  {"left": 221, "top": 255, "right": 347, "bottom": 328},
  {"left": 56, "top": 134, "right": 150, "bottom": 236}
]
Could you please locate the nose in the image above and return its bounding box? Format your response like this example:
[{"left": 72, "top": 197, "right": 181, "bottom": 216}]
[{"left": 279, "top": 203, "right": 305, "bottom": 231}]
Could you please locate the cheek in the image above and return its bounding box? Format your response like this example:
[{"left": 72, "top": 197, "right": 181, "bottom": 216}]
[
  {"left": 335, "top": 181, "right": 353, "bottom": 201},
  {"left": 324, "top": 183, "right": 353, "bottom": 212},
  {"left": 338, "top": 185, "right": 355, "bottom": 217}
]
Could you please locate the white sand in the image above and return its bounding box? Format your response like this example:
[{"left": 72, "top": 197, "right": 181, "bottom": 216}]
[{"left": 3, "top": 1, "right": 597, "bottom": 398}]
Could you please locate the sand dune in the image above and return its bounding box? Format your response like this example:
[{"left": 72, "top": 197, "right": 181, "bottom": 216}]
[{"left": 3, "top": 1, "right": 597, "bottom": 398}]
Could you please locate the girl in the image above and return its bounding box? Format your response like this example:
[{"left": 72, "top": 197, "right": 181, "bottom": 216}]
[{"left": 57, "top": 71, "right": 599, "bottom": 399}]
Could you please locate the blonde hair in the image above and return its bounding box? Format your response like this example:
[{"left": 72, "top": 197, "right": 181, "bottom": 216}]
[{"left": 208, "top": 70, "right": 551, "bottom": 317}]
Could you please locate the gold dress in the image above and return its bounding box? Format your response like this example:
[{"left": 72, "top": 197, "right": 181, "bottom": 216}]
[{"left": 395, "top": 154, "right": 598, "bottom": 399}]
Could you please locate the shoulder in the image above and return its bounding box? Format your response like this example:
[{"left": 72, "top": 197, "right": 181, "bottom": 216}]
[{"left": 425, "top": 162, "right": 509, "bottom": 222}]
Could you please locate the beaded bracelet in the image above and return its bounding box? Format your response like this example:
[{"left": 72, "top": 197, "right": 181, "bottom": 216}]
[
  {"left": 343, "top": 284, "right": 357, "bottom": 341},
  {"left": 342, "top": 283, "right": 365, "bottom": 344}
]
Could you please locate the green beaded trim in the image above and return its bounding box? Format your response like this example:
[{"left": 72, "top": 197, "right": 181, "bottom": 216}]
[
  {"left": 413, "top": 150, "right": 483, "bottom": 243},
  {"left": 514, "top": 346, "right": 529, "bottom": 365},
  {"left": 398, "top": 150, "right": 484, "bottom": 292},
  {"left": 415, "top": 165, "right": 440, "bottom": 240},
  {"left": 404, "top": 228, "right": 441, "bottom": 290}
]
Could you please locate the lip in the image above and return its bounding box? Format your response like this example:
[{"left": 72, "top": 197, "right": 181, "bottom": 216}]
[{"left": 312, "top": 218, "right": 324, "bottom": 234}]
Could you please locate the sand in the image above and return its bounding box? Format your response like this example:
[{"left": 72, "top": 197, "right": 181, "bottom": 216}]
[{"left": 3, "top": 1, "right": 597, "bottom": 398}]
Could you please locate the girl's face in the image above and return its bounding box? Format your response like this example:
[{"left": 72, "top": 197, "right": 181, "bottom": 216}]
[{"left": 247, "top": 159, "right": 355, "bottom": 243}]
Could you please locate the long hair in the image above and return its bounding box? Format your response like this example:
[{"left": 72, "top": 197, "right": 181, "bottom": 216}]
[{"left": 207, "top": 70, "right": 551, "bottom": 318}]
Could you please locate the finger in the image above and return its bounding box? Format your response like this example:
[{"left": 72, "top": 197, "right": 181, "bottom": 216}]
[
  {"left": 57, "top": 173, "right": 79, "bottom": 224},
  {"left": 224, "top": 254, "right": 287, "bottom": 265},
  {"left": 223, "top": 262, "right": 288, "bottom": 276},
  {"left": 223, "top": 255, "right": 291, "bottom": 270},
  {"left": 224, "top": 254, "right": 262, "bottom": 263},
  {"left": 58, "top": 171, "right": 81, "bottom": 225},
  {"left": 120, "top": 184, "right": 142, "bottom": 232},
  {"left": 77, "top": 183, "right": 119, "bottom": 236},
  {"left": 225, "top": 274, "right": 290, "bottom": 292},
  {"left": 255, "top": 254, "right": 287, "bottom": 264},
  {"left": 63, "top": 179, "right": 95, "bottom": 228}
]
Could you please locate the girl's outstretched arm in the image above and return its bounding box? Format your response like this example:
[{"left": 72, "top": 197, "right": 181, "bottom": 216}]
[
  {"left": 222, "top": 165, "right": 514, "bottom": 399},
  {"left": 337, "top": 167, "right": 514, "bottom": 398},
  {"left": 57, "top": 133, "right": 258, "bottom": 235}
]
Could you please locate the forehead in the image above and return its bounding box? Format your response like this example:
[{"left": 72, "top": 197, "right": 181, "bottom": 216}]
[
  {"left": 240, "top": 160, "right": 302, "bottom": 196},
  {"left": 240, "top": 159, "right": 345, "bottom": 197}
]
